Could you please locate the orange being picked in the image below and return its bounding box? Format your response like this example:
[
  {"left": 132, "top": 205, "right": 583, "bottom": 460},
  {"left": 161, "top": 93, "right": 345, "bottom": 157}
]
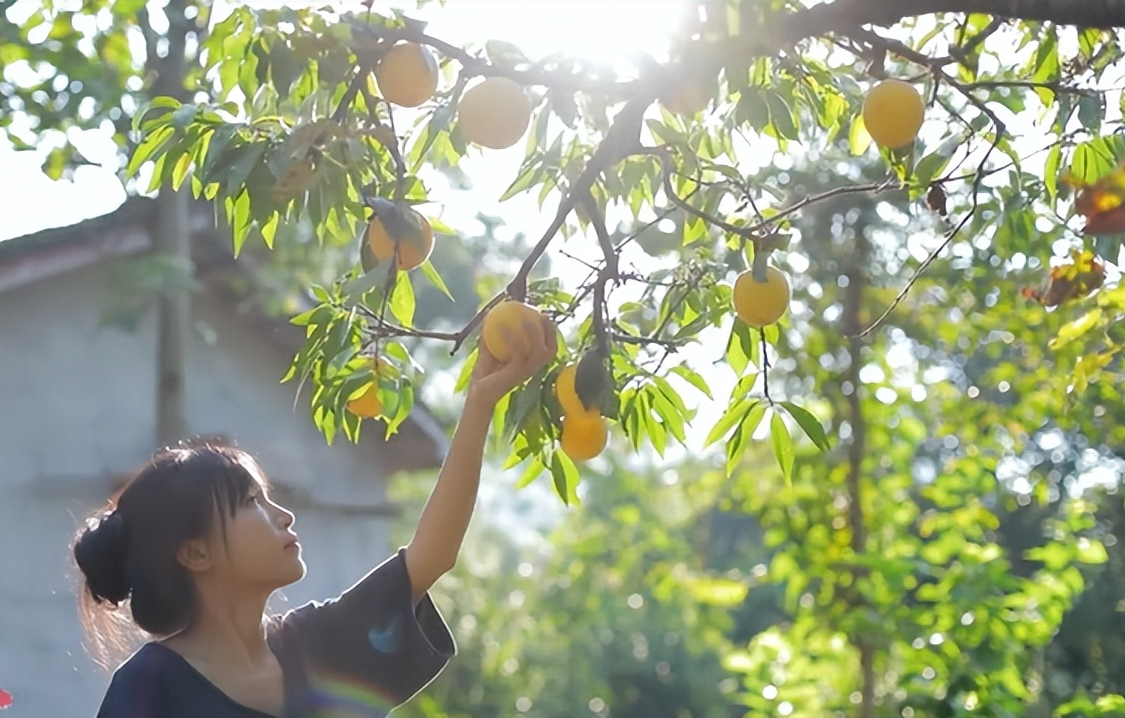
[
  {"left": 366, "top": 209, "right": 434, "bottom": 272},
  {"left": 456, "top": 77, "right": 532, "bottom": 150},
  {"left": 481, "top": 300, "right": 545, "bottom": 363},
  {"left": 375, "top": 42, "right": 439, "bottom": 107},
  {"left": 862, "top": 79, "right": 924, "bottom": 150},
  {"left": 560, "top": 413, "right": 608, "bottom": 462},
  {"left": 732, "top": 266, "right": 791, "bottom": 327}
]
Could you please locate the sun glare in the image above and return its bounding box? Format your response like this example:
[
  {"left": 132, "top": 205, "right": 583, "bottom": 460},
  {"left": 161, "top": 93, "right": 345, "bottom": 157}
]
[{"left": 417, "top": 0, "right": 690, "bottom": 65}]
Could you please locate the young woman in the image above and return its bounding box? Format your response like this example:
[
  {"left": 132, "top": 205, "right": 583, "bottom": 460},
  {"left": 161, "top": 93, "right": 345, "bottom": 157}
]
[{"left": 72, "top": 316, "right": 557, "bottom": 718}]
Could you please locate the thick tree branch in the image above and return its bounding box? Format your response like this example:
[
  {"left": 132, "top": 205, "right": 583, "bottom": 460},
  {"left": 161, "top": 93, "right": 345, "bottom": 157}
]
[{"left": 763, "top": 0, "right": 1125, "bottom": 45}]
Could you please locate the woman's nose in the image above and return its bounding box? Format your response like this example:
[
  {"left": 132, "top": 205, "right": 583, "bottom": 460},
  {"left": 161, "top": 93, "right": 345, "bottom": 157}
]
[{"left": 278, "top": 505, "right": 295, "bottom": 529}]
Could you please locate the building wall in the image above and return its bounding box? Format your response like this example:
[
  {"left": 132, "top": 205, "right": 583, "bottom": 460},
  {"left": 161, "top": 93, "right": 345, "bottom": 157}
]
[{"left": 0, "top": 259, "right": 414, "bottom": 716}]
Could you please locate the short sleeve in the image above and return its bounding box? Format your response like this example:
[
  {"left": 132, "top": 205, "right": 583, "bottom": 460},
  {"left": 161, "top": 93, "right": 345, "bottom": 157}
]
[
  {"left": 96, "top": 646, "right": 165, "bottom": 718},
  {"left": 271, "top": 548, "right": 456, "bottom": 715}
]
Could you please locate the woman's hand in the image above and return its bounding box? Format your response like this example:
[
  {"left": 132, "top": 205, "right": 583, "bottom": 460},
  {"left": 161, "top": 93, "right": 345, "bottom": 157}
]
[{"left": 465, "top": 313, "right": 557, "bottom": 410}]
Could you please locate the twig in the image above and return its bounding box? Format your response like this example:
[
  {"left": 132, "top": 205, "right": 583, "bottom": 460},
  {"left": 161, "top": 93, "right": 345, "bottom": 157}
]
[
  {"left": 646, "top": 147, "right": 762, "bottom": 240},
  {"left": 610, "top": 331, "right": 684, "bottom": 351},
  {"left": 760, "top": 328, "right": 773, "bottom": 405},
  {"left": 744, "top": 180, "right": 899, "bottom": 234}
]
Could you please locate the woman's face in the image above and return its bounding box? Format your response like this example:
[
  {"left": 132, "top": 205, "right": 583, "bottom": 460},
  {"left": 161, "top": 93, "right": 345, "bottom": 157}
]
[{"left": 208, "top": 482, "right": 307, "bottom": 591}]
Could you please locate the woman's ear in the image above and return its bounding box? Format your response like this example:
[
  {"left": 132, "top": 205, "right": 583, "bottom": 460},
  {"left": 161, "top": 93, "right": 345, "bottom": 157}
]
[{"left": 176, "top": 538, "right": 212, "bottom": 573}]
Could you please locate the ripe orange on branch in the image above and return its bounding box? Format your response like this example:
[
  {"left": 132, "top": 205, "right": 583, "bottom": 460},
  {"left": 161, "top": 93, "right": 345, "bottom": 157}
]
[
  {"left": 732, "top": 266, "right": 791, "bottom": 327},
  {"left": 366, "top": 208, "right": 434, "bottom": 272},
  {"left": 375, "top": 42, "right": 439, "bottom": 107},
  {"left": 554, "top": 363, "right": 590, "bottom": 417},
  {"left": 862, "top": 79, "right": 925, "bottom": 150},
  {"left": 456, "top": 77, "right": 532, "bottom": 150},
  {"left": 560, "top": 412, "right": 608, "bottom": 462},
  {"left": 346, "top": 358, "right": 385, "bottom": 419}
]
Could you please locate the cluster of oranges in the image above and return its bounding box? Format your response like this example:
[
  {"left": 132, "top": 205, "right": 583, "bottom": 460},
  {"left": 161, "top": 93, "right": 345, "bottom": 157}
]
[
  {"left": 361, "top": 42, "right": 535, "bottom": 274},
  {"left": 481, "top": 300, "right": 610, "bottom": 462}
]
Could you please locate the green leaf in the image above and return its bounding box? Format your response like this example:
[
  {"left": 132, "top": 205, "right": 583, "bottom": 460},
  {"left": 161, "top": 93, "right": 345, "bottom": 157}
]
[
  {"left": 388, "top": 271, "right": 416, "bottom": 327},
  {"left": 725, "top": 401, "right": 766, "bottom": 476},
  {"left": 1030, "top": 28, "right": 1059, "bottom": 105},
  {"left": 781, "top": 401, "right": 830, "bottom": 451},
  {"left": 126, "top": 125, "right": 176, "bottom": 179},
  {"left": 725, "top": 320, "right": 756, "bottom": 376},
  {"left": 913, "top": 150, "right": 950, "bottom": 187},
  {"left": 1076, "top": 538, "right": 1108, "bottom": 564},
  {"left": 670, "top": 364, "right": 713, "bottom": 400},
  {"left": 42, "top": 146, "right": 68, "bottom": 180},
  {"left": 1049, "top": 308, "right": 1103, "bottom": 350},
  {"left": 765, "top": 92, "right": 799, "bottom": 141},
  {"left": 132, "top": 95, "right": 182, "bottom": 133},
  {"left": 170, "top": 103, "right": 198, "bottom": 131},
  {"left": 706, "top": 399, "right": 758, "bottom": 447},
  {"left": 484, "top": 39, "right": 530, "bottom": 66},
  {"left": 770, "top": 411, "right": 793, "bottom": 485},
  {"left": 419, "top": 259, "right": 454, "bottom": 301},
  {"left": 1044, "top": 143, "right": 1061, "bottom": 204},
  {"left": 849, "top": 116, "right": 872, "bottom": 156}
]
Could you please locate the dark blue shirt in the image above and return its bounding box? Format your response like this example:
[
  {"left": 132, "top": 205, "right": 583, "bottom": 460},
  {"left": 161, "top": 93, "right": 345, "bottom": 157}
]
[{"left": 95, "top": 549, "right": 456, "bottom": 718}]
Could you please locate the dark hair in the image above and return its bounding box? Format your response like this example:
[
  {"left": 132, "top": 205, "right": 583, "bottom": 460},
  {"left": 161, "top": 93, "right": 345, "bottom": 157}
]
[{"left": 71, "top": 440, "right": 266, "bottom": 669}]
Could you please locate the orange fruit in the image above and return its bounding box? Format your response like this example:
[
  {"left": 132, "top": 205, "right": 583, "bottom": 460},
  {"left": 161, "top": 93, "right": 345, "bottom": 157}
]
[
  {"left": 732, "top": 266, "right": 791, "bottom": 327},
  {"left": 554, "top": 363, "right": 596, "bottom": 417},
  {"left": 346, "top": 384, "right": 383, "bottom": 418},
  {"left": 366, "top": 209, "right": 434, "bottom": 272},
  {"left": 560, "top": 413, "right": 608, "bottom": 462},
  {"left": 481, "top": 300, "right": 545, "bottom": 363},
  {"left": 862, "top": 79, "right": 924, "bottom": 150},
  {"left": 456, "top": 77, "right": 532, "bottom": 150},
  {"left": 375, "top": 42, "right": 439, "bottom": 107},
  {"left": 346, "top": 359, "right": 384, "bottom": 418}
]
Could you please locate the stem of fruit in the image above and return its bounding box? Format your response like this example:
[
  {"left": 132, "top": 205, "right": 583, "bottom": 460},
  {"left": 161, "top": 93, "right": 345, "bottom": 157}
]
[
  {"left": 380, "top": 97, "right": 409, "bottom": 203},
  {"left": 751, "top": 247, "right": 770, "bottom": 284},
  {"left": 582, "top": 193, "right": 618, "bottom": 360},
  {"left": 759, "top": 328, "right": 772, "bottom": 406}
]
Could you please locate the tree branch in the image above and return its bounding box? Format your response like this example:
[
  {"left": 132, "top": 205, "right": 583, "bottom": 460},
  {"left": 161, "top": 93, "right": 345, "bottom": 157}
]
[
  {"left": 505, "top": 95, "right": 651, "bottom": 301},
  {"left": 760, "top": 0, "right": 1125, "bottom": 45}
]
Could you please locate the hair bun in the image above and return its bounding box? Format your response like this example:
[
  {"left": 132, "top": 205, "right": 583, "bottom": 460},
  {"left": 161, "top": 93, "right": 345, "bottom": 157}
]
[{"left": 74, "top": 511, "right": 131, "bottom": 605}]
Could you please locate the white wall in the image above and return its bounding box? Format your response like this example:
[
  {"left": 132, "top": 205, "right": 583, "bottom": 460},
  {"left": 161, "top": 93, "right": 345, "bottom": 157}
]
[{"left": 0, "top": 260, "right": 415, "bottom": 716}]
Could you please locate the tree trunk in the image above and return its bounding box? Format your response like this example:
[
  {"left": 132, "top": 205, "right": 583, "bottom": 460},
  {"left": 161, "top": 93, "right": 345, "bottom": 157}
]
[
  {"left": 146, "top": 4, "right": 195, "bottom": 447},
  {"left": 843, "top": 227, "right": 874, "bottom": 716}
]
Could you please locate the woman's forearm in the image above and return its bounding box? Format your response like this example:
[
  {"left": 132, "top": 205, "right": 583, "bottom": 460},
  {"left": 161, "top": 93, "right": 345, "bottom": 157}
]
[{"left": 403, "top": 390, "right": 494, "bottom": 599}]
